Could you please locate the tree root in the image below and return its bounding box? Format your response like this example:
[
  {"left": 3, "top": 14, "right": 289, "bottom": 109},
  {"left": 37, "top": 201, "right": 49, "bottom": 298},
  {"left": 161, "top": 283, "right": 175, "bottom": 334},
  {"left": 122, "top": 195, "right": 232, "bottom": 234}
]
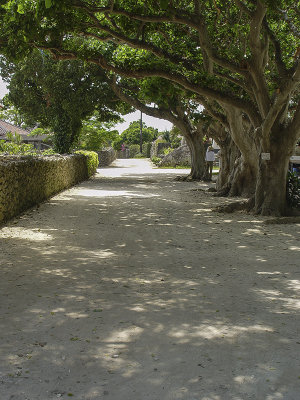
[
  {"left": 213, "top": 197, "right": 254, "bottom": 214},
  {"left": 213, "top": 186, "right": 230, "bottom": 197},
  {"left": 264, "top": 216, "right": 300, "bottom": 224},
  {"left": 264, "top": 209, "right": 300, "bottom": 224},
  {"left": 174, "top": 174, "right": 203, "bottom": 182}
]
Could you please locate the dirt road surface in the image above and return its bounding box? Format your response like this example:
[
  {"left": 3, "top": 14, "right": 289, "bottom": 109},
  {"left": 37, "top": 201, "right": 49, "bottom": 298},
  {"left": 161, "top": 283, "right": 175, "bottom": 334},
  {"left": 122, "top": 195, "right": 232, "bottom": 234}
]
[{"left": 0, "top": 159, "right": 299, "bottom": 400}]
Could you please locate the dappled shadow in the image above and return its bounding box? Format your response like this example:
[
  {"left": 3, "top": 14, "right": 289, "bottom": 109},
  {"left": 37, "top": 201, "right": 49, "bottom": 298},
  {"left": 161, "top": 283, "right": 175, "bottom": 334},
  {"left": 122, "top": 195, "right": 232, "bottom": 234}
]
[{"left": 0, "top": 160, "right": 299, "bottom": 399}]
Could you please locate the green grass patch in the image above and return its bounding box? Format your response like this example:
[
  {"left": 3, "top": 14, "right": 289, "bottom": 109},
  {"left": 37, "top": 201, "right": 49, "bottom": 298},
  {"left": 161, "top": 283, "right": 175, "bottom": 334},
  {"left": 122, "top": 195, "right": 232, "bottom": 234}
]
[{"left": 157, "top": 165, "right": 191, "bottom": 169}]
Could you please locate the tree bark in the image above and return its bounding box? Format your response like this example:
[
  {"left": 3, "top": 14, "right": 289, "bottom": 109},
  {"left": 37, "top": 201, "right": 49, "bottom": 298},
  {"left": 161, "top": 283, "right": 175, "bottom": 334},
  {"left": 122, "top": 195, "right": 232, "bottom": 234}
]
[
  {"left": 228, "top": 155, "right": 257, "bottom": 197},
  {"left": 184, "top": 131, "right": 206, "bottom": 180},
  {"left": 221, "top": 107, "right": 259, "bottom": 197},
  {"left": 254, "top": 132, "right": 295, "bottom": 216},
  {"left": 208, "top": 122, "right": 257, "bottom": 197},
  {"left": 216, "top": 136, "right": 240, "bottom": 195}
]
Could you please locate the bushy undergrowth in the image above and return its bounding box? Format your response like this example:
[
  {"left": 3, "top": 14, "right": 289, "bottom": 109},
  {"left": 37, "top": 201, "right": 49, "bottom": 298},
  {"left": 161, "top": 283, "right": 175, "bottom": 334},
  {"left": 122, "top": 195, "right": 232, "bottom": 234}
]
[
  {"left": 128, "top": 144, "right": 140, "bottom": 158},
  {"left": 129, "top": 143, "right": 152, "bottom": 158},
  {"left": 286, "top": 171, "right": 300, "bottom": 209},
  {"left": 75, "top": 150, "right": 98, "bottom": 177},
  {"left": 133, "top": 152, "right": 145, "bottom": 159},
  {"left": 0, "top": 140, "right": 56, "bottom": 155},
  {"left": 151, "top": 156, "right": 161, "bottom": 166}
]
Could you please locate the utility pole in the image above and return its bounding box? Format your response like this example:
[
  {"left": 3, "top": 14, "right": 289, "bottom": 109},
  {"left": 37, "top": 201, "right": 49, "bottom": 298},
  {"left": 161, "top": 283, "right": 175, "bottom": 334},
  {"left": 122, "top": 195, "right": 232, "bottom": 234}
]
[{"left": 139, "top": 111, "right": 143, "bottom": 154}]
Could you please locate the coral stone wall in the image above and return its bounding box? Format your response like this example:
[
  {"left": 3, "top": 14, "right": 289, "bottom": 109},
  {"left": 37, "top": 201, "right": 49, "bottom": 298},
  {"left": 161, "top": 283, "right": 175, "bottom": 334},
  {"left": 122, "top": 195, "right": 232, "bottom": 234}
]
[
  {"left": 0, "top": 154, "right": 90, "bottom": 224},
  {"left": 159, "top": 144, "right": 192, "bottom": 167},
  {"left": 150, "top": 141, "right": 170, "bottom": 159},
  {"left": 97, "top": 147, "right": 116, "bottom": 167}
]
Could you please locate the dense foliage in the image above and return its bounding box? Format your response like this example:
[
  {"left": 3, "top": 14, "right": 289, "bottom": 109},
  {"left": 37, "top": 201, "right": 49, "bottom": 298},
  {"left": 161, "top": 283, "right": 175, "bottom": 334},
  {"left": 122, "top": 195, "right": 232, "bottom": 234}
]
[
  {"left": 0, "top": 0, "right": 299, "bottom": 214},
  {"left": 286, "top": 171, "right": 300, "bottom": 210},
  {"left": 0, "top": 133, "right": 55, "bottom": 155},
  {"left": 112, "top": 120, "right": 159, "bottom": 150},
  {"left": 77, "top": 115, "right": 119, "bottom": 151},
  {"left": 75, "top": 150, "right": 99, "bottom": 176},
  {"left": 0, "top": 51, "right": 129, "bottom": 153}
]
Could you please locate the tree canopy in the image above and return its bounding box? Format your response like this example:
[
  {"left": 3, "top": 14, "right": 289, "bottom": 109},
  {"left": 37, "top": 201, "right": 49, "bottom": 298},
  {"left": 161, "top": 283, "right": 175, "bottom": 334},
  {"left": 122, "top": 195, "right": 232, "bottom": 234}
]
[
  {"left": 0, "top": 50, "right": 130, "bottom": 152},
  {"left": 0, "top": 0, "right": 299, "bottom": 214},
  {"left": 78, "top": 114, "right": 119, "bottom": 151},
  {"left": 112, "top": 120, "right": 159, "bottom": 150}
]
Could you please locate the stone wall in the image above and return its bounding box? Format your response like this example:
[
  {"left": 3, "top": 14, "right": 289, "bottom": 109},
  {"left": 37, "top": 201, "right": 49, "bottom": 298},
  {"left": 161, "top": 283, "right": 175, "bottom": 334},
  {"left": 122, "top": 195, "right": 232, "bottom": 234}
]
[
  {"left": 0, "top": 154, "right": 92, "bottom": 224},
  {"left": 150, "top": 141, "right": 171, "bottom": 159},
  {"left": 117, "top": 149, "right": 129, "bottom": 159},
  {"left": 158, "top": 144, "right": 191, "bottom": 167},
  {"left": 97, "top": 147, "right": 116, "bottom": 167},
  {"left": 116, "top": 143, "right": 152, "bottom": 159}
]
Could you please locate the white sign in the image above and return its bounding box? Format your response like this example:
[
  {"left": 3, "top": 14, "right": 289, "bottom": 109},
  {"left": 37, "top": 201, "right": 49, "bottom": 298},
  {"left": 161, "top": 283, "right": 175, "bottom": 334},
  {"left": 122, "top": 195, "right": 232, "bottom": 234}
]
[
  {"left": 261, "top": 153, "right": 271, "bottom": 160},
  {"left": 290, "top": 156, "right": 300, "bottom": 164}
]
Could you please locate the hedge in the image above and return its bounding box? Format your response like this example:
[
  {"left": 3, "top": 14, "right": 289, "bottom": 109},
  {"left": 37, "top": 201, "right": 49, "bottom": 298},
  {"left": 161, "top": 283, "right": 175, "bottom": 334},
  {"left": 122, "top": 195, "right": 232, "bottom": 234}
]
[{"left": 75, "top": 150, "right": 98, "bottom": 175}]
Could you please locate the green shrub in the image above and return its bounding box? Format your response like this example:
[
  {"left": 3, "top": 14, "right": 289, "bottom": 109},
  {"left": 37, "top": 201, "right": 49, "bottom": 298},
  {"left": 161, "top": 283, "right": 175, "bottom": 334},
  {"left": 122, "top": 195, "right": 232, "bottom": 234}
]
[
  {"left": 163, "top": 147, "right": 173, "bottom": 156},
  {"left": 129, "top": 144, "right": 140, "bottom": 158},
  {"left": 142, "top": 142, "right": 152, "bottom": 157},
  {"left": 112, "top": 136, "right": 123, "bottom": 151},
  {"left": 151, "top": 139, "right": 171, "bottom": 158},
  {"left": 134, "top": 152, "right": 145, "bottom": 158},
  {"left": 75, "top": 150, "right": 98, "bottom": 177},
  {"left": 0, "top": 140, "right": 57, "bottom": 156},
  {"left": 155, "top": 138, "right": 168, "bottom": 145},
  {"left": 151, "top": 156, "right": 161, "bottom": 166},
  {"left": 41, "top": 148, "right": 57, "bottom": 155},
  {"left": 286, "top": 171, "right": 300, "bottom": 209},
  {"left": 0, "top": 140, "right": 35, "bottom": 155}
]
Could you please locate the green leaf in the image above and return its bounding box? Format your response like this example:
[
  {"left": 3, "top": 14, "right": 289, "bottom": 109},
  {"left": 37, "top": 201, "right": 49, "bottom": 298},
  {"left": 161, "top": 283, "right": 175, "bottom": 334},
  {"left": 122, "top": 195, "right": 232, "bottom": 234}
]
[
  {"left": 45, "top": 0, "right": 52, "bottom": 8},
  {"left": 159, "top": 0, "right": 168, "bottom": 10},
  {"left": 17, "top": 4, "right": 25, "bottom": 14}
]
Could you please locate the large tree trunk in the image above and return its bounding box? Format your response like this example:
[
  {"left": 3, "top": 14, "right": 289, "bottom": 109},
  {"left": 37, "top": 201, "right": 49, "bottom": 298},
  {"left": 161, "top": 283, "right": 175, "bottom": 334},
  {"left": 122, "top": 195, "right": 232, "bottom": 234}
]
[
  {"left": 208, "top": 121, "right": 257, "bottom": 197},
  {"left": 185, "top": 132, "right": 206, "bottom": 180},
  {"left": 228, "top": 155, "right": 257, "bottom": 197},
  {"left": 173, "top": 117, "right": 206, "bottom": 181},
  {"left": 222, "top": 107, "right": 259, "bottom": 198},
  {"left": 254, "top": 133, "right": 295, "bottom": 216},
  {"left": 215, "top": 133, "right": 240, "bottom": 195}
]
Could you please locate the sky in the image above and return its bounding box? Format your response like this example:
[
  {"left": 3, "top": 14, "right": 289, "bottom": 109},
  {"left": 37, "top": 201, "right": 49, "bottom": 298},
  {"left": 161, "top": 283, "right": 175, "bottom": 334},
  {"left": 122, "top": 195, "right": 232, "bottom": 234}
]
[
  {"left": 0, "top": 78, "right": 172, "bottom": 133},
  {"left": 0, "top": 79, "right": 7, "bottom": 98},
  {"left": 114, "top": 109, "right": 172, "bottom": 133}
]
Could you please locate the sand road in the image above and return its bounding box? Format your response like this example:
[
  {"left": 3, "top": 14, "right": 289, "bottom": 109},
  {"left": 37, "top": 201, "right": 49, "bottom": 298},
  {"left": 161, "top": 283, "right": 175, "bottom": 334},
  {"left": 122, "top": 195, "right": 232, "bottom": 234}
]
[{"left": 0, "top": 159, "right": 299, "bottom": 400}]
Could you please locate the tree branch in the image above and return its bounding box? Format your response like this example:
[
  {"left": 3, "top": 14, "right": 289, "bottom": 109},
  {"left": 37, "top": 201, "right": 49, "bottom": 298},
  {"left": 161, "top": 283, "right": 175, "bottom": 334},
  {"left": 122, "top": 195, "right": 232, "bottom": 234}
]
[
  {"left": 95, "top": 54, "right": 260, "bottom": 125},
  {"left": 196, "top": 96, "right": 229, "bottom": 129},
  {"left": 289, "top": 101, "right": 300, "bottom": 138},
  {"left": 263, "top": 17, "right": 287, "bottom": 77},
  {"left": 233, "top": 0, "right": 252, "bottom": 15},
  {"left": 214, "top": 70, "right": 249, "bottom": 93},
  {"left": 85, "top": 20, "right": 200, "bottom": 71},
  {"left": 75, "top": 1, "right": 249, "bottom": 77},
  {"left": 278, "top": 8, "right": 300, "bottom": 38},
  {"left": 110, "top": 75, "right": 178, "bottom": 125},
  {"left": 247, "top": 1, "right": 271, "bottom": 117},
  {"left": 80, "top": 31, "right": 115, "bottom": 42},
  {"left": 262, "top": 63, "right": 300, "bottom": 140}
]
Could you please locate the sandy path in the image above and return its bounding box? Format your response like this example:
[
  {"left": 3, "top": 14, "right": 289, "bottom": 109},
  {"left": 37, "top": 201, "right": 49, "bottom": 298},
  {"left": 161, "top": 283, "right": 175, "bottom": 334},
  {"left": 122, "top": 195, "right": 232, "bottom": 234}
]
[{"left": 0, "top": 159, "right": 299, "bottom": 400}]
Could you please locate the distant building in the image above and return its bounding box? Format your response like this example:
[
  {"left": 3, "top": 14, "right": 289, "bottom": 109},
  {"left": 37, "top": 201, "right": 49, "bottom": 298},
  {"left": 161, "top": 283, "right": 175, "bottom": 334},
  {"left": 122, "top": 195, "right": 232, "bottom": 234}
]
[{"left": 0, "top": 119, "right": 49, "bottom": 149}]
